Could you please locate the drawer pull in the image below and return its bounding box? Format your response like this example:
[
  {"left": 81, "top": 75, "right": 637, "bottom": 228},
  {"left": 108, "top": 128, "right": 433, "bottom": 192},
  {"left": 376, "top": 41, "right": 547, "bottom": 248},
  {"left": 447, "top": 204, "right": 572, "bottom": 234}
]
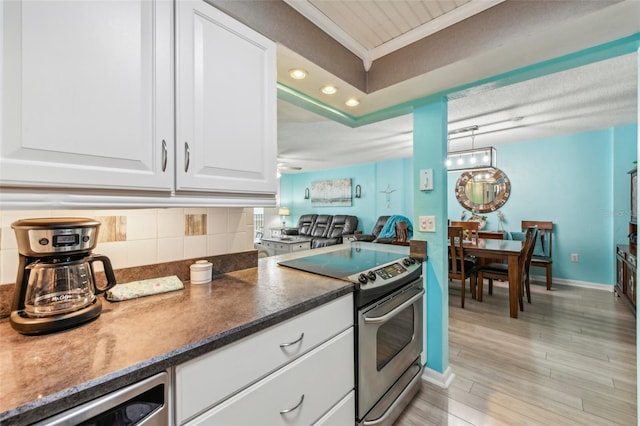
[
  {"left": 279, "top": 394, "right": 304, "bottom": 414},
  {"left": 279, "top": 332, "right": 304, "bottom": 348}
]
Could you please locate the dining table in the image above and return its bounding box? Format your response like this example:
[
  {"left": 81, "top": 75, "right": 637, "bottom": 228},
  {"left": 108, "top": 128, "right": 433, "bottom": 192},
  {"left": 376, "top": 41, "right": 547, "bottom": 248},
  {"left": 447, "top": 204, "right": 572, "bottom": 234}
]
[{"left": 463, "top": 238, "right": 525, "bottom": 318}]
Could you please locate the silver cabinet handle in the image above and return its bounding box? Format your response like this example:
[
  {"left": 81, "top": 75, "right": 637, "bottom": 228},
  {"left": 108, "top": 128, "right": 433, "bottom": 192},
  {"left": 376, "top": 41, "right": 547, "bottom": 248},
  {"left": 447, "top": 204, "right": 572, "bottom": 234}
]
[
  {"left": 279, "top": 332, "right": 304, "bottom": 348},
  {"left": 279, "top": 394, "right": 304, "bottom": 414},
  {"left": 161, "top": 139, "right": 168, "bottom": 172},
  {"left": 184, "top": 142, "right": 190, "bottom": 172}
]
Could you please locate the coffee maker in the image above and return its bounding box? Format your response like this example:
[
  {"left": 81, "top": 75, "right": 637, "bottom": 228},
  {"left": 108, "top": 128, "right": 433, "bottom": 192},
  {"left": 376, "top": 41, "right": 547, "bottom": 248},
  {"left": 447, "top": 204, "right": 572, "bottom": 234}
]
[{"left": 10, "top": 218, "right": 117, "bottom": 335}]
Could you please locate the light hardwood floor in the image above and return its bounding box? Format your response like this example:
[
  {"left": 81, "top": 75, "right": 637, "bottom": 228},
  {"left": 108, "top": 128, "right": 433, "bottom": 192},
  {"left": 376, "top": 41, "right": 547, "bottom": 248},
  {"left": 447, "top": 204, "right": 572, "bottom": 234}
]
[{"left": 395, "top": 280, "right": 637, "bottom": 425}]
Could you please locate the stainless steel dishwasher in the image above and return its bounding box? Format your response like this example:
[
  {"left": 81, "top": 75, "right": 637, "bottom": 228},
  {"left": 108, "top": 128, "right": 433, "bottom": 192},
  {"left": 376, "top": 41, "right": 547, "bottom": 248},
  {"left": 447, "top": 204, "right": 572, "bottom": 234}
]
[{"left": 34, "top": 371, "right": 170, "bottom": 425}]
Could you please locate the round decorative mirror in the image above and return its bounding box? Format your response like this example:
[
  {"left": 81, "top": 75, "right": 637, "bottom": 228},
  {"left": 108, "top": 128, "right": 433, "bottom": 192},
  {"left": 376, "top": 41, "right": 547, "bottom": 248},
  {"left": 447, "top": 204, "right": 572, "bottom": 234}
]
[{"left": 455, "top": 168, "right": 511, "bottom": 213}]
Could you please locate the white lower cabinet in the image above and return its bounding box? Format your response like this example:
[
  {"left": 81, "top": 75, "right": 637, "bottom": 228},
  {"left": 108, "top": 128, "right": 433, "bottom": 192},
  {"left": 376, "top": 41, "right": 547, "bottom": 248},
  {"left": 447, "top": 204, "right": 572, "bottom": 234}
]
[
  {"left": 184, "top": 328, "right": 354, "bottom": 426},
  {"left": 260, "top": 239, "right": 312, "bottom": 255},
  {"left": 313, "top": 391, "right": 355, "bottom": 426},
  {"left": 175, "top": 294, "right": 354, "bottom": 425}
]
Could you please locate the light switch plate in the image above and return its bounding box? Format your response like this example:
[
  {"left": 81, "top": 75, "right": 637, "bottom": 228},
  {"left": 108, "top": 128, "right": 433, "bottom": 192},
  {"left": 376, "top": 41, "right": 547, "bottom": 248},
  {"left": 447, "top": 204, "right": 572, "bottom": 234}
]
[
  {"left": 419, "top": 215, "right": 436, "bottom": 232},
  {"left": 419, "top": 169, "right": 433, "bottom": 191}
]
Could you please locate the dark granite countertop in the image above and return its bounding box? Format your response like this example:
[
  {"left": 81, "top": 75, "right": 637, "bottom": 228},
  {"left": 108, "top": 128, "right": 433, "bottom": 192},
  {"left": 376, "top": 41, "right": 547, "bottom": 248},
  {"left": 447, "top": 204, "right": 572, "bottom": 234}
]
[{"left": 0, "top": 253, "right": 354, "bottom": 425}]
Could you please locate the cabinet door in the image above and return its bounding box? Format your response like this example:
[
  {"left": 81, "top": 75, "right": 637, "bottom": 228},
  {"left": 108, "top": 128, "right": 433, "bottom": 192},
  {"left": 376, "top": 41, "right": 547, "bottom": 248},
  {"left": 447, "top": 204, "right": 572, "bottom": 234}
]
[
  {"left": 625, "top": 261, "right": 636, "bottom": 307},
  {"left": 1, "top": 0, "right": 174, "bottom": 190},
  {"left": 616, "top": 255, "right": 626, "bottom": 295},
  {"left": 176, "top": 0, "right": 276, "bottom": 195}
]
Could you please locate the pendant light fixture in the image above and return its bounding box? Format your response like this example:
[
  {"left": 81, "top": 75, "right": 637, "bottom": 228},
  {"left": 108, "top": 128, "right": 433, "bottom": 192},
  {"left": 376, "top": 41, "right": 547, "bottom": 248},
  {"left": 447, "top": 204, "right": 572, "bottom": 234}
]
[{"left": 446, "top": 125, "right": 497, "bottom": 172}]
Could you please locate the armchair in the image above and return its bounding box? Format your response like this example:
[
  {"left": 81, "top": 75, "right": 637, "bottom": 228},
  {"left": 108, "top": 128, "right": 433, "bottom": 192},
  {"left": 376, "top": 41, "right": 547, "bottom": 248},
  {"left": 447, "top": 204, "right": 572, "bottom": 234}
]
[
  {"left": 354, "top": 216, "right": 390, "bottom": 242},
  {"left": 281, "top": 214, "right": 317, "bottom": 236}
]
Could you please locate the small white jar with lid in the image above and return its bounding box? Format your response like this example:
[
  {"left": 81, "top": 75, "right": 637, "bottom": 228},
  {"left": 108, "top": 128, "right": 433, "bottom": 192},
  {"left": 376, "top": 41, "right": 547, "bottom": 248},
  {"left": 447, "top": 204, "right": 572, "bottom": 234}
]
[{"left": 190, "top": 260, "right": 212, "bottom": 284}]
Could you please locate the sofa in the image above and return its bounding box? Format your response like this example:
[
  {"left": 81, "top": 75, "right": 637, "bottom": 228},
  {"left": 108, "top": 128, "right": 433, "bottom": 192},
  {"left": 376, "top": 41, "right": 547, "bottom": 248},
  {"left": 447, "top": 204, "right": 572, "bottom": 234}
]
[
  {"left": 354, "top": 215, "right": 413, "bottom": 244},
  {"left": 282, "top": 214, "right": 359, "bottom": 249}
]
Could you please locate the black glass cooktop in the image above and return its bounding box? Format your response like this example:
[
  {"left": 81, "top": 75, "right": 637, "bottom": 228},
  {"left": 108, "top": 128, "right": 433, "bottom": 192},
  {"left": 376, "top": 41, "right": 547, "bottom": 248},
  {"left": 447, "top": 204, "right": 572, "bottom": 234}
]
[{"left": 278, "top": 246, "right": 407, "bottom": 280}]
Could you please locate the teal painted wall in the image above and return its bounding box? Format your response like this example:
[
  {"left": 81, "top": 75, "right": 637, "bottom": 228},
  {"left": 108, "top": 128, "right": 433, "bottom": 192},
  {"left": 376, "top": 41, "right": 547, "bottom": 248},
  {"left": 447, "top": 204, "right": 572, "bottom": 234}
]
[
  {"left": 447, "top": 125, "right": 637, "bottom": 286},
  {"left": 279, "top": 158, "right": 413, "bottom": 233},
  {"left": 280, "top": 124, "right": 637, "bottom": 287}
]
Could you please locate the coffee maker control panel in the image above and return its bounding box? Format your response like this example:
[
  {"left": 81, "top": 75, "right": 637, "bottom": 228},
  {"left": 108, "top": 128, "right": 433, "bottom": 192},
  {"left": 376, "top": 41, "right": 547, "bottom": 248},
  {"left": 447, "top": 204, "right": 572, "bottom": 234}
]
[
  {"left": 12, "top": 218, "right": 100, "bottom": 256},
  {"left": 26, "top": 228, "right": 96, "bottom": 255}
]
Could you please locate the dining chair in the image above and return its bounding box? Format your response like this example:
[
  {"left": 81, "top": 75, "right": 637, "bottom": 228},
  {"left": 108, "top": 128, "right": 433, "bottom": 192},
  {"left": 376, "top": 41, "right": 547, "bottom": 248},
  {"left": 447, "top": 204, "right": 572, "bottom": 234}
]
[
  {"left": 521, "top": 220, "right": 553, "bottom": 290},
  {"left": 476, "top": 226, "right": 538, "bottom": 311},
  {"left": 392, "top": 221, "right": 410, "bottom": 246},
  {"left": 448, "top": 226, "right": 477, "bottom": 308},
  {"left": 449, "top": 221, "right": 479, "bottom": 243}
]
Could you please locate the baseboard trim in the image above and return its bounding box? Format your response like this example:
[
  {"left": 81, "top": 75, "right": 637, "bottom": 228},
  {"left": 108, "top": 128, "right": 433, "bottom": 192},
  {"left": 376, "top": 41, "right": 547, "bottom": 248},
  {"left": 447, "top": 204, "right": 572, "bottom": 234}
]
[
  {"left": 530, "top": 274, "right": 613, "bottom": 292},
  {"left": 422, "top": 366, "right": 455, "bottom": 389}
]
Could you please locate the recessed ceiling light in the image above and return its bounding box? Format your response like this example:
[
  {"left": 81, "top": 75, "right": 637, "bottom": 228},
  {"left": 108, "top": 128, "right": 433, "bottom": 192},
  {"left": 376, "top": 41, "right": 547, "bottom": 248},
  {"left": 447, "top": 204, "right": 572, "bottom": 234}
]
[
  {"left": 321, "top": 85, "right": 337, "bottom": 95},
  {"left": 289, "top": 68, "right": 307, "bottom": 80},
  {"left": 345, "top": 98, "right": 359, "bottom": 107}
]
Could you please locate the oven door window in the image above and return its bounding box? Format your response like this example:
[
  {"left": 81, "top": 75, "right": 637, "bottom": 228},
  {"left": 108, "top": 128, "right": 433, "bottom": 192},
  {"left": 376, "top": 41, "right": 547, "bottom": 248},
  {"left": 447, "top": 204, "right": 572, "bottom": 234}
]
[{"left": 376, "top": 307, "right": 414, "bottom": 370}]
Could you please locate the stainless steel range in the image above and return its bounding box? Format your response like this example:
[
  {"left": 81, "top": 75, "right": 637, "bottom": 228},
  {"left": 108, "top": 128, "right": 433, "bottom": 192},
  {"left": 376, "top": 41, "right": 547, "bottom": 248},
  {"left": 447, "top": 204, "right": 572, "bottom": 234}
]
[{"left": 279, "top": 242, "right": 425, "bottom": 425}]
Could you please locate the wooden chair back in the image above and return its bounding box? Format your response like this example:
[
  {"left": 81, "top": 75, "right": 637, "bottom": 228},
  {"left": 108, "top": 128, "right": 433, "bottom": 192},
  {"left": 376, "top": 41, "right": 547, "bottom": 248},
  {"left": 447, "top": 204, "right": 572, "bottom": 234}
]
[
  {"left": 521, "top": 220, "right": 553, "bottom": 258},
  {"left": 521, "top": 226, "right": 539, "bottom": 305},
  {"left": 393, "top": 221, "right": 410, "bottom": 246},
  {"left": 448, "top": 226, "right": 464, "bottom": 277},
  {"left": 477, "top": 226, "right": 537, "bottom": 310},
  {"left": 448, "top": 226, "right": 476, "bottom": 308},
  {"left": 450, "top": 221, "right": 479, "bottom": 243},
  {"left": 522, "top": 226, "right": 539, "bottom": 274},
  {"left": 521, "top": 220, "right": 553, "bottom": 290}
]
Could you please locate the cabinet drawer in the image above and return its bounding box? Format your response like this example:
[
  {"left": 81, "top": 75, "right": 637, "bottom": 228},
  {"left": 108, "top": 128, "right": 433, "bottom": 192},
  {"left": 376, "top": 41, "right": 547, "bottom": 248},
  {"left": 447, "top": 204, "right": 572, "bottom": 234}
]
[
  {"left": 175, "top": 294, "right": 353, "bottom": 424},
  {"left": 290, "top": 242, "right": 311, "bottom": 252},
  {"left": 314, "top": 390, "right": 355, "bottom": 426},
  {"left": 261, "top": 240, "right": 275, "bottom": 250},
  {"left": 185, "top": 328, "right": 354, "bottom": 426}
]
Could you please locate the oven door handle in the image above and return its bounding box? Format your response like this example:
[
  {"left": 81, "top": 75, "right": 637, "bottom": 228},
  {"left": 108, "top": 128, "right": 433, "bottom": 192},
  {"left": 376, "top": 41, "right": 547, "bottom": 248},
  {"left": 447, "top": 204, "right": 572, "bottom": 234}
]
[{"left": 363, "top": 289, "right": 424, "bottom": 324}]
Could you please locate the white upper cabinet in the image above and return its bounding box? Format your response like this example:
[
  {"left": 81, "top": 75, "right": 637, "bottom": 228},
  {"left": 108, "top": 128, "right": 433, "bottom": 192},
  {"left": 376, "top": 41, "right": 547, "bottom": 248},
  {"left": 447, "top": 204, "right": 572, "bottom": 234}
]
[
  {"left": 0, "top": 0, "right": 174, "bottom": 191},
  {"left": 0, "top": 0, "right": 277, "bottom": 206},
  {"left": 176, "top": 0, "right": 276, "bottom": 194}
]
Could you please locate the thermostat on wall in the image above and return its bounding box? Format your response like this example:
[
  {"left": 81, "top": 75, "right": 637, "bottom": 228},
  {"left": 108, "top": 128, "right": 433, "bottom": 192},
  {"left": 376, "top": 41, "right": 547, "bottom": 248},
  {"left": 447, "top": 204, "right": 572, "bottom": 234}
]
[{"left": 420, "top": 169, "right": 433, "bottom": 191}]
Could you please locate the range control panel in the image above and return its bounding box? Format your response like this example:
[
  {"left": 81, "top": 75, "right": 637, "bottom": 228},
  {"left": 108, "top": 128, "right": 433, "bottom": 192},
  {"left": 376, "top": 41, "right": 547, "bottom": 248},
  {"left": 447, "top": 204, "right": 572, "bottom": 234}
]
[{"left": 348, "top": 257, "right": 421, "bottom": 286}]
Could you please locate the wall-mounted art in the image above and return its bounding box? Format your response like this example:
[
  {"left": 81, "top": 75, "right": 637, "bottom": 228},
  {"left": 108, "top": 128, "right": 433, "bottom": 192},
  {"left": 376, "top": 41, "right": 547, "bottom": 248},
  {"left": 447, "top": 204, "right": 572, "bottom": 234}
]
[{"left": 311, "top": 178, "right": 352, "bottom": 207}]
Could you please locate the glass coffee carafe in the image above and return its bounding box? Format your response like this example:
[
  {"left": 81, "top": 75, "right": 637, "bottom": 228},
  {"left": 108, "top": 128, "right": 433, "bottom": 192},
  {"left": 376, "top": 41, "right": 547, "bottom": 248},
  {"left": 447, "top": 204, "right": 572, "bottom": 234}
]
[
  {"left": 10, "top": 217, "right": 117, "bottom": 334},
  {"left": 24, "top": 254, "right": 116, "bottom": 317}
]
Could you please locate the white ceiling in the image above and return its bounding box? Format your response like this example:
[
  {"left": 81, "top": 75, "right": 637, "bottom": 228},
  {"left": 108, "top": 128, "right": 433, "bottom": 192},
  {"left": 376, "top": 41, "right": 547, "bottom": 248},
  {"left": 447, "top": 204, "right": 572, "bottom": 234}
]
[
  {"left": 277, "top": 0, "right": 638, "bottom": 172},
  {"left": 284, "top": 0, "right": 504, "bottom": 70}
]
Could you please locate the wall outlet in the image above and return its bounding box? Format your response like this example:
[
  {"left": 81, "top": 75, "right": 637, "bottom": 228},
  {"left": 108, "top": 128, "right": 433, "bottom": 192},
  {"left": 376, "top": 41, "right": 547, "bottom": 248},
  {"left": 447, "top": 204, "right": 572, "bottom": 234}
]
[
  {"left": 571, "top": 253, "right": 579, "bottom": 262},
  {"left": 419, "top": 215, "right": 436, "bottom": 232}
]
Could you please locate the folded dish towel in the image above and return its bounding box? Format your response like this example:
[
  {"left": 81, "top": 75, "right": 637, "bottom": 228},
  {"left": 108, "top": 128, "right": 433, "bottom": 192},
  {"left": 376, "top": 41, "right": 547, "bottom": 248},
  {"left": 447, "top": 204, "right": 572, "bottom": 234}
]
[{"left": 105, "top": 275, "right": 184, "bottom": 302}]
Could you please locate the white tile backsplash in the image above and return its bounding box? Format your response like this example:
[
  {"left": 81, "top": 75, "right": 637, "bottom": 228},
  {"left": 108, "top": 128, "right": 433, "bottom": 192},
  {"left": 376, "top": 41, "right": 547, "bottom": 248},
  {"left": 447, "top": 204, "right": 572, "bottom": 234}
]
[
  {"left": 207, "top": 235, "right": 227, "bottom": 256},
  {"left": 158, "top": 237, "right": 185, "bottom": 263},
  {"left": 95, "top": 241, "right": 128, "bottom": 272},
  {"left": 207, "top": 209, "right": 228, "bottom": 235},
  {"left": 158, "top": 213, "right": 184, "bottom": 238},
  {"left": 0, "top": 208, "right": 257, "bottom": 284},
  {"left": 126, "top": 239, "right": 158, "bottom": 267},
  {"left": 1, "top": 248, "right": 19, "bottom": 285},
  {"left": 126, "top": 213, "right": 158, "bottom": 240},
  {"left": 184, "top": 235, "right": 208, "bottom": 259}
]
